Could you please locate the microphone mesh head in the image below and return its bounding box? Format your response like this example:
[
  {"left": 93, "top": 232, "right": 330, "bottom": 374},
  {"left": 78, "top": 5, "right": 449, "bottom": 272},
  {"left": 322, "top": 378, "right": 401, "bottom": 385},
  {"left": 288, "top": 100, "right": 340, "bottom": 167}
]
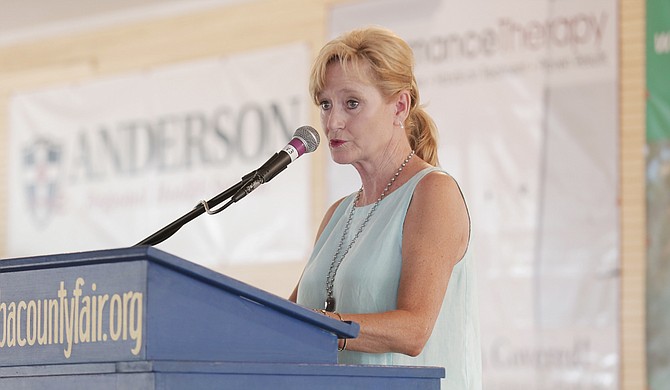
[{"left": 294, "top": 126, "right": 320, "bottom": 153}]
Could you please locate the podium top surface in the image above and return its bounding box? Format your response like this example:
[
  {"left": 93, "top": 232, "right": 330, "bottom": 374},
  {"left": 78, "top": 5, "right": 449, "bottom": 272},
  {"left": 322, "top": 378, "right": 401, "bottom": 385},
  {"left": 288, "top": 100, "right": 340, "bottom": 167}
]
[{"left": 0, "top": 246, "right": 358, "bottom": 339}]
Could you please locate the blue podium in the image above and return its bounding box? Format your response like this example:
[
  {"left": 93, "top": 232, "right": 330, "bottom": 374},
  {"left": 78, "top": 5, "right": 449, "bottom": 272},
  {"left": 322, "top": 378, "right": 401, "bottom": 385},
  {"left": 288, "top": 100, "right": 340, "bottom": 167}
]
[{"left": 0, "top": 247, "right": 443, "bottom": 389}]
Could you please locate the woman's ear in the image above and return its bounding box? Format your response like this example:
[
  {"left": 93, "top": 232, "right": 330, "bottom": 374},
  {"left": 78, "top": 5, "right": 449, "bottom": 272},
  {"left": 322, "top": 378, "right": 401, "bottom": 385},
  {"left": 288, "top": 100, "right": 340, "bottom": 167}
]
[{"left": 394, "top": 90, "right": 411, "bottom": 123}]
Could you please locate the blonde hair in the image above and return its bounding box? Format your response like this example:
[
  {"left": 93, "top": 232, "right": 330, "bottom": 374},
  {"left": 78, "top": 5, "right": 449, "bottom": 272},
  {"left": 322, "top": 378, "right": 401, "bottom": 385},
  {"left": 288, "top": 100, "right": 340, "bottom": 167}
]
[{"left": 309, "top": 26, "right": 439, "bottom": 166}]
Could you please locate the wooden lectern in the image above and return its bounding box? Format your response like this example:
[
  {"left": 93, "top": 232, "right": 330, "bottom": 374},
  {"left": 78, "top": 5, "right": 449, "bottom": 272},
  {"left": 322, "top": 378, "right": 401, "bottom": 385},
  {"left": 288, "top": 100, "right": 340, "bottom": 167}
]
[{"left": 0, "top": 247, "right": 443, "bottom": 389}]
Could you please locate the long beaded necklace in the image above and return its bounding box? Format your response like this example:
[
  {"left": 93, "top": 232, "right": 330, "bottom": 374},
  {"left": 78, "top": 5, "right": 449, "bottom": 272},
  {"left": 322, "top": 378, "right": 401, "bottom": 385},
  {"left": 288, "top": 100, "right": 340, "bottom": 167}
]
[{"left": 324, "top": 150, "right": 415, "bottom": 312}]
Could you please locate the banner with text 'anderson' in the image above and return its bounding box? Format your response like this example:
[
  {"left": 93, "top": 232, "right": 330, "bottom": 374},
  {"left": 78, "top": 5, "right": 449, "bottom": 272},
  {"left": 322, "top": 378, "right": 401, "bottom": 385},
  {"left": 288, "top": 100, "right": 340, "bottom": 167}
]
[{"left": 8, "top": 43, "right": 312, "bottom": 267}]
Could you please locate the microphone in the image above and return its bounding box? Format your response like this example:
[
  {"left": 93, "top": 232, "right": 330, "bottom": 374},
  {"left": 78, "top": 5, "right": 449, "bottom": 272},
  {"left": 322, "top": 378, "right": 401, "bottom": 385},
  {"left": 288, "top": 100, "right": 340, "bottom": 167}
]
[{"left": 232, "top": 125, "right": 320, "bottom": 202}]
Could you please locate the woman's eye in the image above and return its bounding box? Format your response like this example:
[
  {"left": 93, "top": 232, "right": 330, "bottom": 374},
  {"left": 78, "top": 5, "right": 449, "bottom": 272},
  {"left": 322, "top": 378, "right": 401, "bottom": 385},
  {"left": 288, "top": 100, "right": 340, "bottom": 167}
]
[
  {"left": 320, "top": 101, "right": 332, "bottom": 110},
  {"left": 346, "top": 100, "right": 359, "bottom": 109}
]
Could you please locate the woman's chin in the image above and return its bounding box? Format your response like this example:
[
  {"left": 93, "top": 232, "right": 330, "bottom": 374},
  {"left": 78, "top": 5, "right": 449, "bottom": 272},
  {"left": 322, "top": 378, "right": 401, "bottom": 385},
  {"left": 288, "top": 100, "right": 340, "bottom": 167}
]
[{"left": 329, "top": 150, "right": 353, "bottom": 165}]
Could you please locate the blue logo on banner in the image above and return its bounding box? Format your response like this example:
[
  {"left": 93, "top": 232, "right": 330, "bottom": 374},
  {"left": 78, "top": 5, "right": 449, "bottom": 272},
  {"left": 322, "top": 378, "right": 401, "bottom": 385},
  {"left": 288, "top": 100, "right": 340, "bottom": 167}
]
[{"left": 22, "top": 137, "right": 63, "bottom": 226}]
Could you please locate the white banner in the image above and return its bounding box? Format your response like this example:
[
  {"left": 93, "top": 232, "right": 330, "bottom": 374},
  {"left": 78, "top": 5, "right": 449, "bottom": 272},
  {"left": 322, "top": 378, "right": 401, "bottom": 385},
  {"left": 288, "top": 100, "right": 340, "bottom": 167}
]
[
  {"left": 8, "top": 43, "right": 313, "bottom": 268},
  {"left": 330, "top": 1, "right": 618, "bottom": 388}
]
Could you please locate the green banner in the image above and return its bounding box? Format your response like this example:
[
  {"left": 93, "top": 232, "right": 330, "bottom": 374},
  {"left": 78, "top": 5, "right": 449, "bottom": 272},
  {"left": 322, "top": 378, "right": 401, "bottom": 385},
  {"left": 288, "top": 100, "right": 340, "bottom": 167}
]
[
  {"left": 647, "top": 2, "right": 670, "bottom": 390},
  {"left": 647, "top": 0, "right": 670, "bottom": 141}
]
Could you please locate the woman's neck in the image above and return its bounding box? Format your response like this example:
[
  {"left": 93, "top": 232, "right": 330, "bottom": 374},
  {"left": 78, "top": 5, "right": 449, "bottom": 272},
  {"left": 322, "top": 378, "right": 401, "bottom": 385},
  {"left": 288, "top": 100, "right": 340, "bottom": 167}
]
[{"left": 353, "top": 146, "right": 419, "bottom": 206}]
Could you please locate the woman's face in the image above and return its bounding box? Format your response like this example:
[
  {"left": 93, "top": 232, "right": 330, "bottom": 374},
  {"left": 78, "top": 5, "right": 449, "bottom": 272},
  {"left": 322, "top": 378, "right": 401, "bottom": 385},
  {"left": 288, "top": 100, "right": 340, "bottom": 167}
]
[{"left": 316, "top": 61, "right": 398, "bottom": 166}]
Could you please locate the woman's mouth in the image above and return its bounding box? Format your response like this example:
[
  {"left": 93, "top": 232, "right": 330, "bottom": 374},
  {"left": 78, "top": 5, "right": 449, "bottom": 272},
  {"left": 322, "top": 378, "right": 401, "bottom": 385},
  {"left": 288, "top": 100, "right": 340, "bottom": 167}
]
[{"left": 329, "top": 139, "right": 346, "bottom": 148}]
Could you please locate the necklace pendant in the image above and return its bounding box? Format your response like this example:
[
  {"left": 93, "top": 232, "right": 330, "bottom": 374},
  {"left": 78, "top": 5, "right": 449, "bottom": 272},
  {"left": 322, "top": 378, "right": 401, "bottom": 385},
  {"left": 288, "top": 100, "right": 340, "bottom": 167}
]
[{"left": 325, "top": 296, "right": 336, "bottom": 312}]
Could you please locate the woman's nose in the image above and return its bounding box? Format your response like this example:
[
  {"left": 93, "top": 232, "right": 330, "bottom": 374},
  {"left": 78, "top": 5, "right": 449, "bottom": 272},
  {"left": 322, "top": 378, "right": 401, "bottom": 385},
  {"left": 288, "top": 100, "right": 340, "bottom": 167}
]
[{"left": 324, "top": 107, "right": 344, "bottom": 134}]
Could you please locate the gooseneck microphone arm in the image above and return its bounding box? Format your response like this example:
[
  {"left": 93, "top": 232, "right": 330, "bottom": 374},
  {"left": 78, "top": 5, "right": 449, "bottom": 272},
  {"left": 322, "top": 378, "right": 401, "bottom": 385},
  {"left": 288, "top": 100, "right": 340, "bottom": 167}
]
[
  {"left": 134, "top": 125, "right": 320, "bottom": 247},
  {"left": 134, "top": 177, "right": 246, "bottom": 246}
]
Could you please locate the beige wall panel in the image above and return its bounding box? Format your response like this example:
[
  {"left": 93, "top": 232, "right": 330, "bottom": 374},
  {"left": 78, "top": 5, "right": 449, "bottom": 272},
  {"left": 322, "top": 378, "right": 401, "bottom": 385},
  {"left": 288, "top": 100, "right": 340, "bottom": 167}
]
[{"left": 619, "top": 0, "right": 647, "bottom": 387}]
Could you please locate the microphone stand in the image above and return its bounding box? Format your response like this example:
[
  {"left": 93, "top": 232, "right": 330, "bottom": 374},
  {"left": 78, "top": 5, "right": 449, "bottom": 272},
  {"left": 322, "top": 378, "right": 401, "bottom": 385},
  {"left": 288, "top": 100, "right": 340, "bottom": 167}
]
[{"left": 134, "top": 173, "right": 254, "bottom": 247}]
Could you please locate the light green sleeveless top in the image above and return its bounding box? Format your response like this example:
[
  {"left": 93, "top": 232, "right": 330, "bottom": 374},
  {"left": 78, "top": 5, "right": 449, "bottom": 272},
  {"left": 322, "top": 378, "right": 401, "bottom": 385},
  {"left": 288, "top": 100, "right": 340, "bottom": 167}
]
[{"left": 297, "top": 167, "right": 482, "bottom": 390}]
